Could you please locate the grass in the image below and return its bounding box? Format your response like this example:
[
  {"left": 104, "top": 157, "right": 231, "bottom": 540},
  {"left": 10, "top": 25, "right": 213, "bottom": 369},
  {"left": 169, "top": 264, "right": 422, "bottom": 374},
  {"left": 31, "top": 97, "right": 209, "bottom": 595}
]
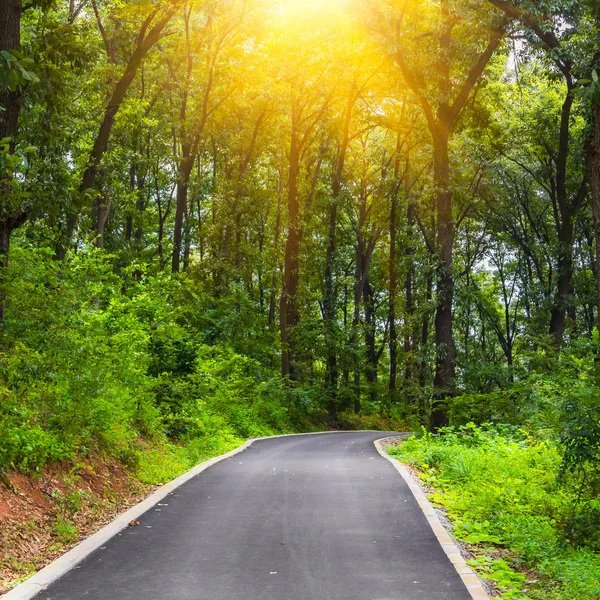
[
  {"left": 53, "top": 516, "right": 79, "bottom": 544},
  {"left": 388, "top": 425, "right": 600, "bottom": 600},
  {"left": 136, "top": 431, "right": 246, "bottom": 485}
]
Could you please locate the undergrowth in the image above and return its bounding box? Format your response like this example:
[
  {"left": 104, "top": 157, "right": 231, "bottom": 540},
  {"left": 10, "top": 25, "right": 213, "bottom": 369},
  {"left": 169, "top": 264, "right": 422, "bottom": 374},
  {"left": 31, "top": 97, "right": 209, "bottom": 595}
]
[
  {"left": 136, "top": 433, "right": 245, "bottom": 484},
  {"left": 0, "top": 248, "right": 298, "bottom": 479},
  {"left": 389, "top": 424, "right": 600, "bottom": 600}
]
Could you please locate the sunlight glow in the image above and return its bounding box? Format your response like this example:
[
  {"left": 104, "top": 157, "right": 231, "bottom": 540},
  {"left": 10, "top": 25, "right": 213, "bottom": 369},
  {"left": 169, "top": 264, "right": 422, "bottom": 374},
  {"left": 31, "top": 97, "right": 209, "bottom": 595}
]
[{"left": 275, "top": 0, "right": 345, "bottom": 16}]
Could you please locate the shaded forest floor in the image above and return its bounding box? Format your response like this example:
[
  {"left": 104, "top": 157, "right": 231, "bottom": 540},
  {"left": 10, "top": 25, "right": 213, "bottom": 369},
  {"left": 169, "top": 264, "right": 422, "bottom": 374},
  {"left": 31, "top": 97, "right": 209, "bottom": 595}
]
[{"left": 0, "top": 458, "right": 153, "bottom": 595}]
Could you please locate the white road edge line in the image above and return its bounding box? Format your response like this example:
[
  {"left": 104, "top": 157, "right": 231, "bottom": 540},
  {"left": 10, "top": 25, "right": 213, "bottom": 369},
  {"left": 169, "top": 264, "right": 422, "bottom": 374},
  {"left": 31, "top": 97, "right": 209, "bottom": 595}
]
[
  {"left": 3, "top": 430, "right": 379, "bottom": 600},
  {"left": 373, "top": 438, "right": 490, "bottom": 600}
]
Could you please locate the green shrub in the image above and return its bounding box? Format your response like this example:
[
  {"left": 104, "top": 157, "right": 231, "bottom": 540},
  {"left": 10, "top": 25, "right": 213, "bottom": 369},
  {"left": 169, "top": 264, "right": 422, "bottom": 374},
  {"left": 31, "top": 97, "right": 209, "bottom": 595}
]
[
  {"left": 390, "top": 425, "right": 600, "bottom": 600},
  {"left": 0, "top": 246, "right": 293, "bottom": 476}
]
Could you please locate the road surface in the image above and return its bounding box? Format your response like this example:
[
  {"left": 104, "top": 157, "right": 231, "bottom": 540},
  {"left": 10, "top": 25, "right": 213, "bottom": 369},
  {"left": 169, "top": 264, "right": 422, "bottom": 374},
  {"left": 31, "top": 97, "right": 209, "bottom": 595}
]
[{"left": 35, "top": 432, "right": 472, "bottom": 600}]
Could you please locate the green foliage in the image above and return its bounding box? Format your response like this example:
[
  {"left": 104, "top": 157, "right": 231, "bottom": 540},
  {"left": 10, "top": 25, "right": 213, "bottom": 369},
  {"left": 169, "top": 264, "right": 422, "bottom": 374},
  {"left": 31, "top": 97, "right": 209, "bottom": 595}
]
[
  {"left": 335, "top": 411, "right": 405, "bottom": 431},
  {"left": 0, "top": 50, "right": 39, "bottom": 93},
  {"left": 53, "top": 516, "right": 79, "bottom": 544},
  {"left": 0, "top": 3, "right": 599, "bottom": 598},
  {"left": 390, "top": 426, "right": 600, "bottom": 599},
  {"left": 0, "top": 244, "right": 294, "bottom": 477},
  {"left": 136, "top": 433, "right": 244, "bottom": 485},
  {"left": 467, "top": 556, "right": 527, "bottom": 600}
]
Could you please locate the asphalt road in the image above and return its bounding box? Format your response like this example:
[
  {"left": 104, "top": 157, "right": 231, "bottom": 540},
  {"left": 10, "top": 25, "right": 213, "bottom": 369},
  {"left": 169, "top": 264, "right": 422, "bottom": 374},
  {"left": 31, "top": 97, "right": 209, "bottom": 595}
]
[{"left": 35, "top": 432, "right": 472, "bottom": 600}]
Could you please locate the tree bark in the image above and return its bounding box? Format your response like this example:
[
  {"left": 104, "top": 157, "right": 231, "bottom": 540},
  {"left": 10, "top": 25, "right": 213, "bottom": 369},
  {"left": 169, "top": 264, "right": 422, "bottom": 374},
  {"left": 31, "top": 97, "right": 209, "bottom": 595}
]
[
  {"left": 324, "top": 94, "right": 353, "bottom": 419},
  {"left": 350, "top": 174, "right": 376, "bottom": 414},
  {"left": 431, "top": 125, "right": 455, "bottom": 428},
  {"left": 403, "top": 201, "right": 415, "bottom": 382},
  {"left": 549, "top": 213, "right": 575, "bottom": 344},
  {"left": 589, "top": 104, "right": 600, "bottom": 350},
  {"left": 351, "top": 243, "right": 363, "bottom": 414},
  {"left": 363, "top": 278, "right": 378, "bottom": 403},
  {"left": 0, "top": 213, "right": 26, "bottom": 324},
  {"left": 548, "top": 84, "right": 581, "bottom": 345},
  {"left": 0, "top": 0, "right": 21, "bottom": 143},
  {"left": 268, "top": 173, "right": 283, "bottom": 327},
  {"left": 280, "top": 109, "right": 301, "bottom": 378},
  {"left": 388, "top": 145, "right": 400, "bottom": 397},
  {"left": 0, "top": 0, "right": 26, "bottom": 325},
  {"left": 324, "top": 198, "right": 339, "bottom": 419},
  {"left": 172, "top": 151, "right": 193, "bottom": 272},
  {"left": 94, "top": 193, "right": 112, "bottom": 249},
  {"left": 420, "top": 272, "right": 433, "bottom": 388}
]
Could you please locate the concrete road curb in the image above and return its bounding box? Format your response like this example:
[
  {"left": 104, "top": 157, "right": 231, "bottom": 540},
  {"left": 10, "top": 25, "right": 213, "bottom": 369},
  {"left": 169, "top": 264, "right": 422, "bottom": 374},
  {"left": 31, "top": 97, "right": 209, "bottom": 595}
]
[
  {"left": 374, "top": 438, "right": 491, "bottom": 600},
  {"left": 3, "top": 430, "right": 392, "bottom": 600}
]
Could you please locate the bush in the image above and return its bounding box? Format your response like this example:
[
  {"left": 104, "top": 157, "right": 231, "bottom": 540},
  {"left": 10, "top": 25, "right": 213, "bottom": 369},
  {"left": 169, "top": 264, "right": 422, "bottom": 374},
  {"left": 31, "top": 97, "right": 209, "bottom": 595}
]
[{"left": 0, "top": 245, "right": 293, "bottom": 476}]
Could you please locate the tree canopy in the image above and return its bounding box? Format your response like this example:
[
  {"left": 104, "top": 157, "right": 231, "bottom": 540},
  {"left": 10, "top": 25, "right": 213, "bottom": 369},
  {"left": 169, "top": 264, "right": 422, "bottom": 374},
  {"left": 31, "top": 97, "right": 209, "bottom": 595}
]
[
  {"left": 1, "top": 0, "right": 600, "bottom": 519},
  {"left": 1, "top": 0, "right": 600, "bottom": 436}
]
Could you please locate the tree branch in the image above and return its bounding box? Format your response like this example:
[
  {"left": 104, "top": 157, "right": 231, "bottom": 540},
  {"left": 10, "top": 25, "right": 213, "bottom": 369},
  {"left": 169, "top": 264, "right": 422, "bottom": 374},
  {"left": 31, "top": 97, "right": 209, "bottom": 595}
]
[{"left": 448, "top": 16, "right": 509, "bottom": 123}]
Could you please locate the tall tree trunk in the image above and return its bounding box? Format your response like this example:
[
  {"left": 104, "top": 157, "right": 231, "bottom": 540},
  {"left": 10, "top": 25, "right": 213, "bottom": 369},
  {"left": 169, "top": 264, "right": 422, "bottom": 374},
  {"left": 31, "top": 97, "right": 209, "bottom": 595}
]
[
  {"left": 350, "top": 173, "right": 376, "bottom": 414},
  {"left": 156, "top": 167, "right": 171, "bottom": 270},
  {"left": 324, "top": 199, "right": 338, "bottom": 420},
  {"left": 126, "top": 163, "right": 135, "bottom": 242},
  {"left": 133, "top": 161, "right": 146, "bottom": 245},
  {"left": 351, "top": 244, "right": 363, "bottom": 414},
  {"left": 363, "top": 278, "right": 378, "bottom": 403},
  {"left": 589, "top": 104, "right": 600, "bottom": 354},
  {"left": 0, "top": 214, "right": 26, "bottom": 324},
  {"left": 94, "top": 193, "right": 112, "bottom": 249},
  {"left": 324, "top": 92, "right": 354, "bottom": 420},
  {"left": 342, "top": 266, "right": 351, "bottom": 392},
  {"left": 183, "top": 189, "right": 194, "bottom": 270},
  {"left": 268, "top": 176, "right": 283, "bottom": 327},
  {"left": 0, "top": 222, "right": 11, "bottom": 326},
  {"left": 0, "top": 0, "right": 25, "bottom": 325},
  {"left": 172, "top": 152, "right": 193, "bottom": 273},
  {"left": 280, "top": 105, "right": 301, "bottom": 379},
  {"left": 388, "top": 150, "right": 400, "bottom": 398},
  {"left": 55, "top": 6, "right": 177, "bottom": 260},
  {"left": 134, "top": 192, "right": 145, "bottom": 244},
  {"left": 419, "top": 272, "right": 433, "bottom": 388},
  {"left": 549, "top": 84, "right": 580, "bottom": 345},
  {"left": 549, "top": 214, "right": 574, "bottom": 344},
  {"left": 431, "top": 126, "right": 455, "bottom": 428},
  {"left": 404, "top": 201, "right": 415, "bottom": 382},
  {"left": 0, "top": 0, "right": 22, "bottom": 144}
]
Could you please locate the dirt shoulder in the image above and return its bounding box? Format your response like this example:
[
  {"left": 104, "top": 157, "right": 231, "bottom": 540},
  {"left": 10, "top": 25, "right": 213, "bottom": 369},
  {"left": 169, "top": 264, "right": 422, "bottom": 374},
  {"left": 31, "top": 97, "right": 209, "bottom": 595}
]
[{"left": 0, "top": 458, "right": 153, "bottom": 595}]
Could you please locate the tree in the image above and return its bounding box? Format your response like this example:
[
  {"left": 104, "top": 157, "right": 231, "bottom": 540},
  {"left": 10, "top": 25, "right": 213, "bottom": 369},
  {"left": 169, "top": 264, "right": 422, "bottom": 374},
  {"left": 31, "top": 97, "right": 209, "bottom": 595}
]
[
  {"left": 55, "top": 0, "right": 182, "bottom": 259},
  {"left": 487, "top": 0, "right": 592, "bottom": 346},
  {"left": 362, "top": 0, "right": 508, "bottom": 426},
  {"left": 0, "top": 0, "right": 32, "bottom": 322}
]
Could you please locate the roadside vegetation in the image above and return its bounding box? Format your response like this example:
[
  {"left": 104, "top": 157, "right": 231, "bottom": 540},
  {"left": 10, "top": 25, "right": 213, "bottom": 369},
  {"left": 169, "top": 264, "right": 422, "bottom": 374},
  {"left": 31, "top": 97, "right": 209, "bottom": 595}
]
[
  {"left": 0, "top": 246, "right": 299, "bottom": 482},
  {"left": 390, "top": 354, "right": 600, "bottom": 599}
]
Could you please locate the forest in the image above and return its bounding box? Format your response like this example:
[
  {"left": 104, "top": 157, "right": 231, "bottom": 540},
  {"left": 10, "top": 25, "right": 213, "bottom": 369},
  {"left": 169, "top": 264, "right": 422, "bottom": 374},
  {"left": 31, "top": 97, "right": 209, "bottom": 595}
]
[{"left": 1, "top": 0, "right": 600, "bottom": 597}]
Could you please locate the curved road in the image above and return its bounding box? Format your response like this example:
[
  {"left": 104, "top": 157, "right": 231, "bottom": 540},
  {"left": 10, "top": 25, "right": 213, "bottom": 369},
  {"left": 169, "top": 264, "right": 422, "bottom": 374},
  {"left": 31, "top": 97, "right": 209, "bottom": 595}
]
[{"left": 36, "top": 432, "right": 472, "bottom": 600}]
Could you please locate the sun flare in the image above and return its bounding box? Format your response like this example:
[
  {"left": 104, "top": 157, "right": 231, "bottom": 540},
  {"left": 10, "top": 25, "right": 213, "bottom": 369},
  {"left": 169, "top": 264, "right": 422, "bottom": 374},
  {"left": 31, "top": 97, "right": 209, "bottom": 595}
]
[{"left": 275, "top": 0, "right": 345, "bottom": 16}]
